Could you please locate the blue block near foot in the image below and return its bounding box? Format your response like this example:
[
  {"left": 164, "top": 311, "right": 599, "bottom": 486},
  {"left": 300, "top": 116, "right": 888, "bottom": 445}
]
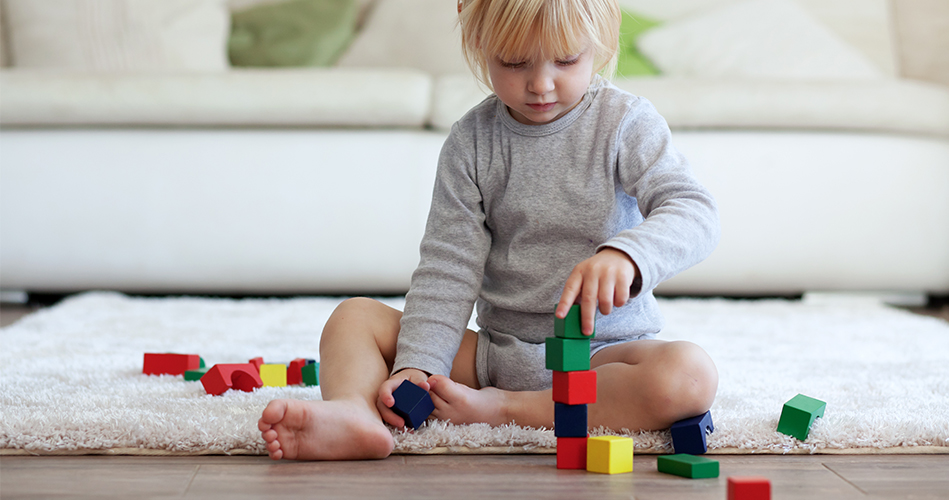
[
  {"left": 671, "top": 410, "right": 714, "bottom": 455},
  {"left": 391, "top": 380, "right": 435, "bottom": 430}
]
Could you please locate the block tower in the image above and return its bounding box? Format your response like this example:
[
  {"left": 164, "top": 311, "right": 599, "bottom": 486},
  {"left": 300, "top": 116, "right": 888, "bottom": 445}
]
[{"left": 546, "top": 304, "right": 597, "bottom": 469}]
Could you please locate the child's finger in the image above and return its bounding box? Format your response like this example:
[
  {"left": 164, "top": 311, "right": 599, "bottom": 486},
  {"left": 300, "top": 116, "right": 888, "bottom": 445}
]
[
  {"left": 598, "top": 274, "right": 616, "bottom": 316},
  {"left": 376, "top": 397, "right": 405, "bottom": 427},
  {"left": 579, "top": 276, "right": 599, "bottom": 335},
  {"left": 556, "top": 270, "right": 583, "bottom": 318}
]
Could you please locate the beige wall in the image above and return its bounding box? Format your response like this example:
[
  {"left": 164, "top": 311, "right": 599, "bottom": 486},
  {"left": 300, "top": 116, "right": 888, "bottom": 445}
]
[{"left": 893, "top": 0, "right": 949, "bottom": 86}]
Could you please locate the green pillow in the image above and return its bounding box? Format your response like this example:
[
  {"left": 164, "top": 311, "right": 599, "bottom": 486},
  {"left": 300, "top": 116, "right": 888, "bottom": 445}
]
[
  {"left": 229, "top": 0, "right": 359, "bottom": 67},
  {"left": 616, "top": 9, "right": 661, "bottom": 77}
]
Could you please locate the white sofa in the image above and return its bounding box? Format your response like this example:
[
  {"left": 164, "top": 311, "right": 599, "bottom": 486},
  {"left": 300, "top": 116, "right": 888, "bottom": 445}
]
[{"left": 1, "top": 0, "right": 947, "bottom": 297}]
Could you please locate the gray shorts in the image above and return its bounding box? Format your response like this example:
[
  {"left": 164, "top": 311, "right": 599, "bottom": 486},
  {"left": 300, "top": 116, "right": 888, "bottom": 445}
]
[{"left": 475, "top": 328, "right": 657, "bottom": 391}]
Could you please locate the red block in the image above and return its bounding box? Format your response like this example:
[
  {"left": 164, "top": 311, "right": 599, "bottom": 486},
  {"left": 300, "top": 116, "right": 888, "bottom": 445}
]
[
  {"left": 728, "top": 476, "right": 771, "bottom": 500},
  {"left": 288, "top": 358, "right": 307, "bottom": 385},
  {"left": 143, "top": 353, "right": 201, "bottom": 376},
  {"left": 248, "top": 357, "right": 264, "bottom": 371},
  {"left": 552, "top": 370, "right": 597, "bottom": 405},
  {"left": 556, "top": 436, "right": 588, "bottom": 469},
  {"left": 201, "top": 363, "right": 264, "bottom": 396}
]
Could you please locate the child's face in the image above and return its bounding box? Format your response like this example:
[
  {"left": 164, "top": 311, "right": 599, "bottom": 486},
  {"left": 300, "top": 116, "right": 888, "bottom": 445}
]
[{"left": 487, "top": 46, "right": 595, "bottom": 126}]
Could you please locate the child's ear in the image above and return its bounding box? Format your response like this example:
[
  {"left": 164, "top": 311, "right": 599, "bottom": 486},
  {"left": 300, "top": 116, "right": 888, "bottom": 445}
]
[{"left": 458, "top": 0, "right": 463, "bottom": 14}]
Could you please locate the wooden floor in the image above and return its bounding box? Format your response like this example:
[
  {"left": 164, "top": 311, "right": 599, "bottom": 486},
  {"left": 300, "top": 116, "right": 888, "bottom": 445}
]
[{"left": 2, "top": 303, "right": 948, "bottom": 500}]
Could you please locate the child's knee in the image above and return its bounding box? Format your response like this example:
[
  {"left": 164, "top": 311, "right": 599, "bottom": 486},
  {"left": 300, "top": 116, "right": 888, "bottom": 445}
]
[{"left": 653, "top": 341, "right": 718, "bottom": 420}]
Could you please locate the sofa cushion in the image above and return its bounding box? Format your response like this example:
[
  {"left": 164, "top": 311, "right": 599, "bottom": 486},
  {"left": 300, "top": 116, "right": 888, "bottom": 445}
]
[
  {"left": 3, "top": 0, "right": 230, "bottom": 72},
  {"left": 637, "top": 0, "right": 884, "bottom": 80},
  {"left": 430, "top": 73, "right": 949, "bottom": 136},
  {"left": 335, "top": 0, "right": 467, "bottom": 76},
  {"left": 0, "top": 68, "right": 432, "bottom": 127}
]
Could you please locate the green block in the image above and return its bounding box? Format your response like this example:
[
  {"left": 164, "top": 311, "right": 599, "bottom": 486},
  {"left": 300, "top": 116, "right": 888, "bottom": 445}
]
[
  {"left": 657, "top": 454, "right": 719, "bottom": 479},
  {"left": 184, "top": 367, "right": 210, "bottom": 381},
  {"left": 545, "top": 337, "right": 590, "bottom": 371},
  {"left": 777, "top": 394, "right": 826, "bottom": 441},
  {"left": 302, "top": 362, "right": 319, "bottom": 386},
  {"left": 199, "top": 357, "right": 206, "bottom": 368},
  {"left": 555, "top": 304, "right": 594, "bottom": 339}
]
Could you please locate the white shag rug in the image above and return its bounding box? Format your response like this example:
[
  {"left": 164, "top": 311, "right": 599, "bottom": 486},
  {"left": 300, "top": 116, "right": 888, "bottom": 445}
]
[{"left": 1, "top": 292, "right": 947, "bottom": 456}]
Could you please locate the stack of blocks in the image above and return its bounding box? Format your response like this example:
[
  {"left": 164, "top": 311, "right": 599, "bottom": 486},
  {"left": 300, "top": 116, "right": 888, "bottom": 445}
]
[{"left": 547, "top": 305, "right": 633, "bottom": 473}]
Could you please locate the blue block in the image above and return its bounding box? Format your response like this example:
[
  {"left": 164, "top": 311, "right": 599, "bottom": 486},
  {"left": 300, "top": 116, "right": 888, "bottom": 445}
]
[
  {"left": 554, "top": 403, "right": 588, "bottom": 437},
  {"left": 671, "top": 410, "right": 714, "bottom": 455},
  {"left": 391, "top": 380, "right": 435, "bottom": 430}
]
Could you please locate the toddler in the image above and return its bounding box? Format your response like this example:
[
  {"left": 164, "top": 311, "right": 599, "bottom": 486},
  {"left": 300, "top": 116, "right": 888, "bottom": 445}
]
[{"left": 259, "top": 0, "right": 720, "bottom": 461}]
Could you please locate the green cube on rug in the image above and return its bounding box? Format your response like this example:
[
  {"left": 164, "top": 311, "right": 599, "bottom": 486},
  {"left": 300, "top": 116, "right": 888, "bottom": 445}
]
[
  {"left": 184, "top": 367, "right": 210, "bottom": 381},
  {"left": 777, "top": 394, "right": 826, "bottom": 441},
  {"left": 657, "top": 454, "right": 720, "bottom": 479},
  {"left": 545, "top": 337, "right": 591, "bottom": 371},
  {"left": 302, "top": 361, "right": 319, "bottom": 386}
]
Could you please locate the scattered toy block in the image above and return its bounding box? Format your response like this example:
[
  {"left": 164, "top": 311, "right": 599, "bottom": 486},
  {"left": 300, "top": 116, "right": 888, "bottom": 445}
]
[
  {"left": 657, "top": 454, "right": 719, "bottom": 479},
  {"left": 391, "top": 380, "right": 435, "bottom": 430},
  {"left": 552, "top": 370, "right": 597, "bottom": 405},
  {"left": 248, "top": 357, "right": 264, "bottom": 371},
  {"left": 287, "top": 358, "right": 308, "bottom": 385},
  {"left": 777, "top": 394, "right": 826, "bottom": 441},
  {"left": 556, "top": 436, "right": 589, "bottom": 469},
  {"left": 555, "top": 304, "right": 595, "bottom": 339},
  {"left": 143, "top": 353, "right": 202, "bottom": 376},
  {"left": 554, "top": 403, "right": 588, "bottom": 437},
  {"left": 199, "top": 357, "right": 206, "bottom": 368},
  {"left": 728, "top": 476, "right": 771, "bottom": 500},
  {"left": 545, "top": 337, "right": 591, "bottom": 372},
  {"left": 260, "top": 364, "right": 287, "bottom": 387},
  {"left": 301, "top": 362, "right": 319, "bottom": 386},
  {"left": 671, "top": 410, "right": 714, "bottom": 454},
  {"left": 184, "top": 367, "right": 210, "bottom": 381},
  {"left": 586, "top": 436, "right": 633, "bottom": 474},
  {"left": 200, "top": 363, "right": 263, "bottom": 396}
]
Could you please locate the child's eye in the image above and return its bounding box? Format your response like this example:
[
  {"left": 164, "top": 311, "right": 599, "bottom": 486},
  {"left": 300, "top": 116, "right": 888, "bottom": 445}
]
[
  {"left": 499, "top": 59, "right": 526, "bottom": 69},
  {"left": 557, "top": 57, "right": 580, "bottom": 66}
]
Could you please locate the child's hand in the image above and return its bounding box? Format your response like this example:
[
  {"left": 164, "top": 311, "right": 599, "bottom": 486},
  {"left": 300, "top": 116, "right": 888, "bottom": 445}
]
[
  {"left": 555, "top": 248, "right": 639, "bottom": 335},
  {"left": 377, "top": 368, "right": 431, "bottom": 428}
]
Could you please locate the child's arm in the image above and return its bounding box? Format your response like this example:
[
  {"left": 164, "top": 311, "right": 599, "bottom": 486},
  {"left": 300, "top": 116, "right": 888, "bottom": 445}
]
[{"left": 555, "top": 248, "right": 641, "bottom": 335}]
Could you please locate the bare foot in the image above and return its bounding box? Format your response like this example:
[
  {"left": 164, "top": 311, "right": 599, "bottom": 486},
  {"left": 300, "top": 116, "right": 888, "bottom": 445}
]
[
  {"left": 258, "top": 398, "right": 394, "bottom": 460},
  {"left": 427, "top": 375, "right": 511, "bottom": 426}
]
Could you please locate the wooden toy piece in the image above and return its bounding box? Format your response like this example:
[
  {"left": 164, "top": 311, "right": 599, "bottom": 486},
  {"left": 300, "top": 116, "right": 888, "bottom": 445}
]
[
  {"left": 586, "top": 436, "right": 633, "bottom": 474},
  {"left": 656, "top": 454, "right": 719, "bottom": 479},
  {"left": 555, "top": 304, "right": 595, "bottom": 339},
  {"left": 248, "top": 357, "right": 264, "bottom": 371},
  {"left": 200, "top": 363, "right": 263, "bottom": 396},
  {"left": 554, "top": 403, "right": 588, "bottom": 437},
  {"left": 199, "top": 357, "right": 206, "bottom": 368},
  {"left": 184, "top": 367, "right": 210, "bottom": 381},
  {"left": 301, "top": 362, "right": 319, "bottom": 386},
  {"left": 391, "top": 380, "right": 435, "bottom": 430},
  {"left": 671, "top": 410, "right": 714, "bottom": 454},
  {"left": 143, "top": 353, "right": 201, "bottom": 376},
  {"left": 552, "top": 370, "right": 597, "bottom": 405},
  {"left": 259, "top": 364, "right": 287, "bottom": 387},
  {"left": 287, "top": 358, "right": 308, "bottom": 385},
  {"left": 545, "top": 337, "right": 591, "bottom": 372},
  {"left": 728, "top": 476, "right": 771, "bottom": 500},
  {"left": 556, "top": 436, "right": 588, "bottom": 469},
  {"left": 776, "top": 394, "right": 826, "bottom": 441}
]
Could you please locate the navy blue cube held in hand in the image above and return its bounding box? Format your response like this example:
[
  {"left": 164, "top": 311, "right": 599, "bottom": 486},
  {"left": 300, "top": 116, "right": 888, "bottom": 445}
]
[
  {"left": 391, "top": 380, "right": 435, "bottom": 430},
  {"left": 670, "top": 410, "right": 715, "bottom": 455}
]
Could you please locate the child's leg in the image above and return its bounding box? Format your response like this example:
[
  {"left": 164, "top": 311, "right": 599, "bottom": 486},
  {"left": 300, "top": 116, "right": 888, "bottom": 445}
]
[
  {"left": 428, "top": 339, "right": 717, "bottom": 432},
  {"left": 258, "top": 297, "right": 478, "bottom": 461}
]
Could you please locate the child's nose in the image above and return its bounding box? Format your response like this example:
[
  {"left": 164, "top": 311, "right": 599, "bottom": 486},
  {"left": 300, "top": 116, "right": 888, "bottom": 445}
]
[{"left": 527, "top": 68, "right": 555, "bottom": 95}]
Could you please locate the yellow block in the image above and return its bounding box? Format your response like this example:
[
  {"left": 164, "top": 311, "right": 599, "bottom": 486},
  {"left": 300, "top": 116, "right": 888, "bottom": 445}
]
[
  {"left": 586, "top": 436, "right": 633, "bottom": 474},
  {"left": 260, "top": 364, "right": 287, "bottom": 387}
]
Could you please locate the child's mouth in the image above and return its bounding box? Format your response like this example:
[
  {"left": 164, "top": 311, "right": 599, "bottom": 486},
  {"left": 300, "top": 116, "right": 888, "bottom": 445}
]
[{"left": 527, "top": 102, "right": 556, "bottom": 112}]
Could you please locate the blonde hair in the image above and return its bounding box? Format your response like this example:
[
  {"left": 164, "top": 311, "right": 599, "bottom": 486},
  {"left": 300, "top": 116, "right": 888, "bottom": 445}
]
[{"left": 458, "top": 0, "right": 621, "bottom": 90}]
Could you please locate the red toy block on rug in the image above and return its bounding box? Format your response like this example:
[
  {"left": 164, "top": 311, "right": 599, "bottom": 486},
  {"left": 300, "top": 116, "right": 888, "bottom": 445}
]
[
  {"left": 728, "top": 476, "right": 771, "bottom": 500},
  {"left": 201, "top": 363, "right": 263, "bottom": 395},
  {"left": 248, "top": 357, "right": 264, "bottom": 371},
  {"left": 552, "top": 370, "right": 597, "bottom": 405},
  {"left": 143, "top": 353, "right": 201, "bottom": 376},
  {"left": 288, "top": 358, "right": 308, "bottom": 385},
  {"left": 556, "top": 436, "right": 588, "bottom": 469}
]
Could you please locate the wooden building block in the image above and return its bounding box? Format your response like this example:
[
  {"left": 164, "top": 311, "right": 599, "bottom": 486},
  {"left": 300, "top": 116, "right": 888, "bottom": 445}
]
[
  {"left": 545, "top": 337, "right": 591, "bottom": 372},
  {"left": 556, "top": 436, "right": 589, "bottom": 469},
  {"left": 671, "top": 410, "right": 714, "bottom": 454},
  {"left": 777, "top": 394, "right": 826, "bottom": 441},
  {"left": 260, "top": 364, "right": 287, "bottom": 387},
  {"left": 586, "top": 436, "right": 633, "bottom": 474},
  {"left": 657, "top": 454, "right": 719, "bottom": 479},
  {"left": 555, "top": 304, "right": 594, "bottom": 339},
  {"left": 552, "top": 370, "right": 597, "bottom": 405},
  {"left": 391, "top": 380, "right": 435, "bottom": 429},
  {"left": 143, "top": 353, "right": 201, "bottom": 376},
  {"left": 301, "top": 362, "right": 319, "bottom": 386},
  {"left": 287, "top": 358, "right": 310, "bottom": 385},
  {"left": 184, "top": 367, "right": 210, "bottom": 381},
  {"left": 554, "top": 403, "right": 588, "bottom": 437},
  {"left": 200, "top": 363, "right": 263, "bottom": 396},
  {"left": 248, "top": 357, "right": 264, "bottom": 371},
  {"left": 728, "top": 476, "right": 771, "bottom": 500}
]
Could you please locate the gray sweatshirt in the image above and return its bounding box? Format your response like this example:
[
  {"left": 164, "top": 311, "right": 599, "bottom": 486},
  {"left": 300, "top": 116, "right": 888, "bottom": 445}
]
[{"left": 393, "top": 78, "right": 720, "bottom": 379}]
